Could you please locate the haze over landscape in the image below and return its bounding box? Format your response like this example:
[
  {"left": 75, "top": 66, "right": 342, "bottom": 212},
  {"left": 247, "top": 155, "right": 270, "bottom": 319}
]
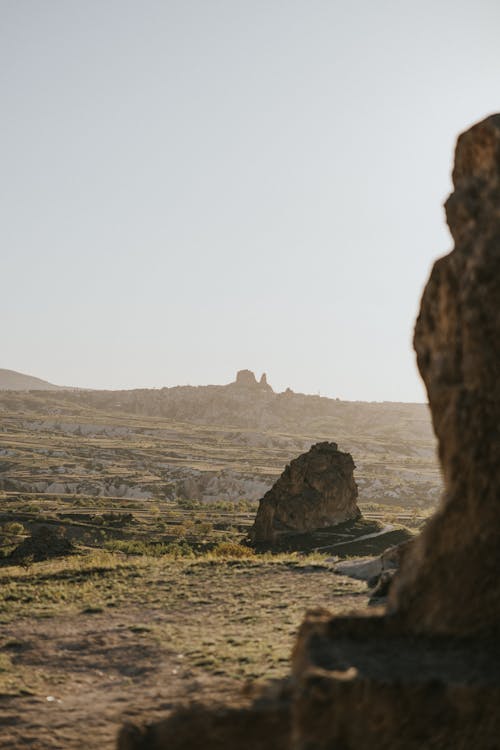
[
  {"left": 2, "top": 3, "right": 500, "bottom": 749},
  {"left": 2, "top": 1, "right": 500, "bottom": 401}
]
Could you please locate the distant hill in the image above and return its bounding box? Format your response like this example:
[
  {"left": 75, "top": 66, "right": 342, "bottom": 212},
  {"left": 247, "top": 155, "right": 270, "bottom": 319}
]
[
  {"left": 0, "top": 369, "right": 67, "bottom": 391},
  {"left": 0, "top": 368, "right": 432, "bottom": 439},
  {"left": 0, "top": 369, "right": 441, "bottom": 509},
  {"left": 18, "top": 368, "right": 433, "bottom": 444}
]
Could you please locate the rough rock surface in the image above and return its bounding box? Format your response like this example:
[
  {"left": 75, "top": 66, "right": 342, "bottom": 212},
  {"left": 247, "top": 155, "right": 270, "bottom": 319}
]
[
  {"left": 249, "top": 442, "right": 360, "bottom": 544},
  {"left": 333, "top": 539, "right": 413, "bottom": 584},
  {"left": 387, "top": 114, "right": 500, "bottom": 637},
  {"left": 291, "top": 611, "right": 500, "bottom": 750}
]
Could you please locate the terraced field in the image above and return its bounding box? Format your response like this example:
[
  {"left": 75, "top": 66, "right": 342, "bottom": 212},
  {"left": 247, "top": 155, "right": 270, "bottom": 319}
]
[{"left": 0, "top": 386, "right": 442, "bottom": 513}]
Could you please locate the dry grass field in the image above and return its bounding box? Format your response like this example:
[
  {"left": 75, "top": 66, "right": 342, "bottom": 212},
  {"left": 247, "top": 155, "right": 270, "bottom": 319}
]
[{"left": 0, "top": 550, "right": 367, "bottom": 749}]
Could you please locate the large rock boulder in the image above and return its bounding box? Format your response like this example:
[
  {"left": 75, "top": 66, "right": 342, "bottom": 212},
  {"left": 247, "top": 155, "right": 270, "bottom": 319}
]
[{"left": 249, "top": 442, "right": 360, "bottom": 544}]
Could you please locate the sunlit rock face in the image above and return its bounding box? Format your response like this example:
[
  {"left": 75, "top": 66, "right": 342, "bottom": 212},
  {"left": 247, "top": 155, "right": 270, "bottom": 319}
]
[
  {"left": 249, "top": 442, "right": 361, "bottom": 544},
  {"left": 388, "top": 114, "right": 500, "bottom": 636}
]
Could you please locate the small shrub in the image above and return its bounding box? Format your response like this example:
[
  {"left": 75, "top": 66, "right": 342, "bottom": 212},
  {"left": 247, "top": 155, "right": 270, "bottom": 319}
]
[
  {"left": 177, "top": 498, "right": 201, "bottom": 510},
  {"left": 211, "top": 541, "right": 255, "bottom": 559},
  {"left": 164, "top": 539, "right": 195, "bottom": 558},
  {"left": 170, "top": 524, "right": 188, "bottom": 537},
  {"left": 103, "top": 538, "right": 194, "bottom": 558},
  {"left": 2, "top": 522, "right": 25, "bottom": 536},
  {"left": 195, "top": 521, "right": 213, "bottom": 536},
  {"left": 102, "top": 512, "right": 134, "bottom": 526}
]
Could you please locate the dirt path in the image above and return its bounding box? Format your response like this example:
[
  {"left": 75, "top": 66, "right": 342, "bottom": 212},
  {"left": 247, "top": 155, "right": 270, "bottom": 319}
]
[{"left": 0, "top": 556, "right": 367, "bottom": 749}]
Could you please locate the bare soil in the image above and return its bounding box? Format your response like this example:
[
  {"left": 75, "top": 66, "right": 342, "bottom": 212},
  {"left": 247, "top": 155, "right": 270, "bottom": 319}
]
[{"left": 0, "top": 554, "right": 367, "bottom": 749}]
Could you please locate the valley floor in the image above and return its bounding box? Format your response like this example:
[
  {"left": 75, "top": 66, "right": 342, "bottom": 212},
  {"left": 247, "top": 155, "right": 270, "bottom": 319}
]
[{"left": 0, "top": 552, "right": 366, "bottom": 750}]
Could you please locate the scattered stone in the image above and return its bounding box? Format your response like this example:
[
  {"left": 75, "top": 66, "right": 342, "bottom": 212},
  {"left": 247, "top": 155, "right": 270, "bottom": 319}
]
[
  {"left": 249, "top": 442, "right": 361, "bottom": 544},
  {"left": 334, "top": 540, "right": 413, "bottom": 602},
  {"left": 334, "top": 555, "right": 382, "bottom": 582},
  {"left": 380, "top": 538, "right": 412, "bottom": 572},
  {"left": 368, "top": 569, "right": 395, "bottom": 602}
]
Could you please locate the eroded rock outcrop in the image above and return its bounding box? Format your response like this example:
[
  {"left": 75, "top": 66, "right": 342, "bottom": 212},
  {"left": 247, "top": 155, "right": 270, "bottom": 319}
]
[
  {"left": 249, "top": 442, "right": 360, "bottom": 544},
  {"left": 387, "top": 114, "right": 500, "bottom": 636},
  {"left": 231, "top": 369, "right": 274, "bottom": 392}
]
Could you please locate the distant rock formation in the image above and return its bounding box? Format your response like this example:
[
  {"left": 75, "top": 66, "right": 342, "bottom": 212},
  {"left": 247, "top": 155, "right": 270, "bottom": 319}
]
[
  {"left": 259, "top": 372, "right": 272, "bottom": 391},
  {"left": 231, "top": 370, "right": 274, "bottom": 392},
  {"left": 234, "top": 369, "right": 257, "bottom": 387},
  {"left": 249, "top": 442, "right": 361, "bottom": 544}
]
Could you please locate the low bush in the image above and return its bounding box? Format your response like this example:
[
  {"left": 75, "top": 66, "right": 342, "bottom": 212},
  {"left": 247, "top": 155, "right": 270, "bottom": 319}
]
[
  {"left": 211, "top": 541, "right": 255, "bottom": 559},
  {"left": 104, "top": 538, "right": 194, "bottom": 558}
]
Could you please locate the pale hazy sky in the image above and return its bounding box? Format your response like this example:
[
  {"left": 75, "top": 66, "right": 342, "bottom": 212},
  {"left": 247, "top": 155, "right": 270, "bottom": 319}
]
[{"left": 2, "top": 1, "right": 499, "bottom": 401}]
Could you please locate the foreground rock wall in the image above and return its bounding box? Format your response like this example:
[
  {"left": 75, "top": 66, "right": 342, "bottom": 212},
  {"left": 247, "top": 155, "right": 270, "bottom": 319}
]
[{"left": 388, "top": 114, "right": 500, "bottom": 636}]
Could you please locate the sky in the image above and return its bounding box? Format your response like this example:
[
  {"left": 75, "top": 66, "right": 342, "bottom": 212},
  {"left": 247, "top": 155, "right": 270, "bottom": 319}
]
[{"left": 1, "top": 1, "right": 499, "bottom": 401}]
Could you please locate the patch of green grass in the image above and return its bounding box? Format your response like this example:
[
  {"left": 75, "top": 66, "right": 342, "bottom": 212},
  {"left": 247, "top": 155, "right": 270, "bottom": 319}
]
[{"left": 0, "top": 547, "right": 368, "bottom": 699}]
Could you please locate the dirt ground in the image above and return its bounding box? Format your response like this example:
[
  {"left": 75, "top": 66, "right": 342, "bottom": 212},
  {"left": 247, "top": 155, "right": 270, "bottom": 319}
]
[{"left": 0, "top": 554, "right": 367, "bottom": 749}]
